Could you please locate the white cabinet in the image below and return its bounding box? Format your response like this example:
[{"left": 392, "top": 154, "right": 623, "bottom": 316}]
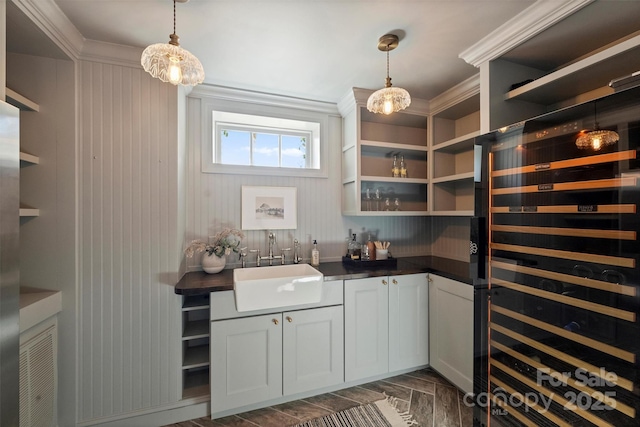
[
  {"left": 19, "top": 316, "right": 58, "bottom": 427},
  {"left": 211, "top": 305, "right": 344, "bottom": 414},
  {"left": 339, "top": 88, "right": 430, "bottom": 216},
  {"left": 389, "top": 275, "right": 429, "bottom": 372},
  {"left": 428, "top": 274, "right": 473, "bottom": 394},
  {"left": 344, "top": 276, "right": 389, "bottom": 381},
  {"left": 344, "top": 273, "right": 428, "bottom": 382},
  {"left": 211, "top": 314, "right": 283, "bottom": 413},
  {"left": 283, "top": 306, "right": 344, "bottom": 395}
]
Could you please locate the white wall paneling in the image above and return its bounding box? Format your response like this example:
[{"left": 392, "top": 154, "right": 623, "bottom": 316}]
[
  {"left": 185, "top": 94, "right": 431, "bottom": 269},
  {"left": 78, "top": 60, "right": 183, "bottom": 423}
]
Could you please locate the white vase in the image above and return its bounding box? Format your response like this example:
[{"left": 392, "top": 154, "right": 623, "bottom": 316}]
[{"left": 201, "top": 252, "right": 226, "bottom": 274}]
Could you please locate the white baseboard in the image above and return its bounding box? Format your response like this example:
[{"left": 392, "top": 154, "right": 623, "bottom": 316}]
[{"left": 81, "top": 401, "right": 209, "bottom": 427}]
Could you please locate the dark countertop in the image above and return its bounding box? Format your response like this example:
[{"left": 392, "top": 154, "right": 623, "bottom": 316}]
[{"left": 175, "top": 256, "right": 472, "bottom": 296}]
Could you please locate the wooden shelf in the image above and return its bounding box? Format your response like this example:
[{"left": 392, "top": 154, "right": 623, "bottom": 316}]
[
  {"left": 183, "top": 344, "right": 209, "bottom": 369},
  {"left": 361, "top": 176, "right": 428, "bottom": 185},
  {"left": 183, "top": 320, "right": 209, "bottom": 340},
  {"left": 19, "top": 151, "right": 40, "bottom": 165},
  {"left": 182, "top": 295, "right": 210, "bottom": 311},
  {"left": 432, "top": 131, "right": 479, "bottom": 153},
  {"left": 5, "top": 88, "right": 39, "bottom": 112},
  {"left": 504, "top": 33, "right": 640, "bottom": 105},
  {"left": 19, "top": 206, "right": 40, "bottom": 217},
  {"left": 361, "top": 139, "right": 428, "bottom": 153},
  {"left": 182, "top": 368, "right": 210, "bottom": 399},
  {"left": 432, "top": 171, "right": 474, "bottom": 184}
]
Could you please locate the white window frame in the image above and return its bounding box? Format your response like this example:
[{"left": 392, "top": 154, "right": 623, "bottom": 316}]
[{"left": 200, "top": 97, "right": 329, "bottom": 178}]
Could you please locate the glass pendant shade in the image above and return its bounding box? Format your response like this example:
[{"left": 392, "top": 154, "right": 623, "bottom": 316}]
[
  {"left": 575, "top": 127, "right": 619, "bottom": 150},
  {"left": 367, "top": 86, "right": 411, "bottom": 115},
  {"left": 367, "top": 34, "right": 411, "bottom": 115},
  {"left": 141, "top": 40, "right": 204, "bottom": 86},
  {"left": 141, "top": 0, "right": 204, "bottom": 86}
]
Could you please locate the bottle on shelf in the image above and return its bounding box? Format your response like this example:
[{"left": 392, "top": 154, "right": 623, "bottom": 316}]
[
  {"left": 392, "top": 155, "right": 400, "bottom": 178},
  {"left": 399, "top": 155, "right": 407, "bottom": 178},
  {"left": 347, "top": 234, "right": 362, "bottom": 260},
  {"left": 311, "top": 240, "right": 320, "bottom": 266}
]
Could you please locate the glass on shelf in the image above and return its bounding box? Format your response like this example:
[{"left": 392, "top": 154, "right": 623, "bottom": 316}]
[
  {"left": 383, "top": 197, "right": 391, "bottom": 211},
  {"left": 362, "top": 188, "right": 372, "bottom": 211},
  {"left": 393, "top": 198, "right": 401, "bottom": 211}
]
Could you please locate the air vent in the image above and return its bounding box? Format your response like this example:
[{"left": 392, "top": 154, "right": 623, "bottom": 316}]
[{"left": 19, "top": 324, "right": 56, "bottom": 427}]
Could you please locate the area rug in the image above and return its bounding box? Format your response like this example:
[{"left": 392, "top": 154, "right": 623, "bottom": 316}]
[{"left": 292, "top": 396, "right": 418, "bottom": 427}]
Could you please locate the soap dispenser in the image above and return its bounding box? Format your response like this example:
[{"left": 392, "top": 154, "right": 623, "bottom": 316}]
[{"left": 311, "top": 240, "right": 320, "bottom": 266}]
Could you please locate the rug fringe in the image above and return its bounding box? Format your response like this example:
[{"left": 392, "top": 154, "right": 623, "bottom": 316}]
[{"left": 383, "top": 393, "right": 419, "bottom": 426}]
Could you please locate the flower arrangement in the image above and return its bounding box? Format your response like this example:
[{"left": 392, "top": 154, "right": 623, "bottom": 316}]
[{"left": 185, "top": 228, "right": 245, "bottom": 258}]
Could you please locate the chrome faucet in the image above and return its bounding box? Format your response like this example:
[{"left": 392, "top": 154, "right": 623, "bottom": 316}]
[
  {"left": 251, "top": 232, "right": 290, "bottom": 266},
  {"left": 268, "top": 232, "right": 277, "bottom": 258},
  {"left": 293, "top": 239, "right": 302, "bottom": 264}
]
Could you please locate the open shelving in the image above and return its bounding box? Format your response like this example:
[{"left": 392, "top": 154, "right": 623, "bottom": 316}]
[
  {"left": 7, "top": 88, "right": 42, "bottom": 219},
  {"left": 429, "top": 75, "right": 480, "bottom": 216},
  {"left": 504, "top": 32, "right": 640, "bottom": 106},
  {"left": 181, "top": 294, "right": 210, "bottom": 399},
  {"left": 339, "top": 88, "right": 430, "bottom": 216}
]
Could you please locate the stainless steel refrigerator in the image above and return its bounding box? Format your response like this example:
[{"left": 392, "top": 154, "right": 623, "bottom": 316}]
[
  {"left": 0, "top": 99, "right": 20, "bottom": 426},
  {"left": 473, "top": 85, "right": 640, "bottom": 426}
]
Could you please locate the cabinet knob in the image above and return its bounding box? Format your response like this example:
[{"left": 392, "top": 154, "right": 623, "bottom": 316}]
[
  {"left": 286, "top": 316, "right": 293, "bottom": 323},
  {"left": 272, "top": 318, "right": 279, "bottom": 325},
  {"left": 392, "top": 279, "right": 398, "bottom": 285},
  {"left": 382, "top": 279, "right": 388, "bottom": 286},
  {"left": 428, "top": 277, "right": 433, "bottom": 283}
]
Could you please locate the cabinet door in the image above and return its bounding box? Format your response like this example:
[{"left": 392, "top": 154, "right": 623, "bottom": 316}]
[
  {"left": 283, "top": 306, "right": 344, "bottom": 395},
  {"left": 344, "top": 277, "right": 389, "bottom": 381},
  {"left": 210, "top": 314, "right": 282, "bottom": 413},
  {"left": 428, "top": 274, "right": 473, "bottom": 393},
  {"left": 389, "top": 274, "right": 429, "bottom": 371}
]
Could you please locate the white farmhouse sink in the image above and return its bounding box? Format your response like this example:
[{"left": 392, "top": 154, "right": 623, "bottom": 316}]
[{"left": 233, "top": 264, "right": 323, "bottom": 312}]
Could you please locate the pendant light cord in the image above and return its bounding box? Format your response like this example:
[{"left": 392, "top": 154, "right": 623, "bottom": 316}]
[
  {"left": 385, "top": 45, "right": 392, "bottom": 88},
  {"left": 173, "top": 0, "right": 177, "bottom": 35}
]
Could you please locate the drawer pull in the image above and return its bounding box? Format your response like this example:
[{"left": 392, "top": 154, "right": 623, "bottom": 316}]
[
  {"left": 382, "top": 279, "right": 388, "bottom": 286},
  {"left": 286, "top": 316, "right": 293, "bottom": 323},
  {"left": 272, "top": 318, "right": 279, "bottom": 325},
  {"left": 392, "top": 279, "right": 398, "bottom": 285}
]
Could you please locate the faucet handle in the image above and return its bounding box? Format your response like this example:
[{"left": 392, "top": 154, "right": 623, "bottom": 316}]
[
  {"left": 280, "top": 248, "right": 291, "bottom": 265},
  {"left": 249, "top": 249, "right": 261, "bottom": 267}
]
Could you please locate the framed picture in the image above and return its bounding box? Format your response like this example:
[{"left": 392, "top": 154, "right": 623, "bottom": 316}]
[{"left": 241, "top": 186, "right": 297, "bottom": 230}]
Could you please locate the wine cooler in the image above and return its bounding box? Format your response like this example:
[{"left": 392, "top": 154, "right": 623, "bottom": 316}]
[{"left": 473, "top": 86, "right": 640, "bottom": 426}]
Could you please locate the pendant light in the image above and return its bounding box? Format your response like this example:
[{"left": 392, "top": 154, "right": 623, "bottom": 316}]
[
  {"left": 576, "top": 101, "right": 618, "bottom": 150},
  {"left": 141, "top": 0, "right": 205, "bottom": 86},
  {"left": 367, "top": 34, "right": 411, "bottom": 115}
]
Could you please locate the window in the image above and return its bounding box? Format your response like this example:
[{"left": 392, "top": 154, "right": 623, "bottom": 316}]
[
  {"left": 201, "top": 107, "right": 327, "bottom": 178},
  {"left": 216, "top": 124, "right": 311, "bottom": 169}
]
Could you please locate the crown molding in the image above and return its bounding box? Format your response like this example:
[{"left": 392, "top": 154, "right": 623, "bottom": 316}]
[
  {"left": 189, "top": 84, "right": 340, "bottom": 115},
  {"left": 79, "top": 39, "right": 144, "bottom": 68},
  {"left": 12, "top": 0, "right": 84, "bottom": 60},
  {"left": 429, "top": 74, "right": 480, "bottom": 115},
  {"left": 459, "top": 0, "right": 594, "bottom": 67}
]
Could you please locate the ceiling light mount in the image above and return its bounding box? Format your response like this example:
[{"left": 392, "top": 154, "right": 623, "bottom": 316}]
[
  {"left": 367, "top": 33, "right": 411, "bottom": 115},
  {"left": 141, "top": 0, "right": 205, "bottom": 87}
]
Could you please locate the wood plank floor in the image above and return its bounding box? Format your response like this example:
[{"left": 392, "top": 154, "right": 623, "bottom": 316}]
[{"left": 164, "top": 368, "right": 473, "bottom": 427}]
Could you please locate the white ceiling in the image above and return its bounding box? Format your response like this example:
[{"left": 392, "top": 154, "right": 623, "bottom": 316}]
[{"left": 8, "top": 0, "right": 640, "bottom": 104}]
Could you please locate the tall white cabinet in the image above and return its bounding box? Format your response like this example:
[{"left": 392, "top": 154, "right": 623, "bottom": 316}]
[
  {"left": 428, "top": 274, "right": 473, "bottom": 394},
  {"left": 344, "top": 273, "right": 429, "bottom": 382}
]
